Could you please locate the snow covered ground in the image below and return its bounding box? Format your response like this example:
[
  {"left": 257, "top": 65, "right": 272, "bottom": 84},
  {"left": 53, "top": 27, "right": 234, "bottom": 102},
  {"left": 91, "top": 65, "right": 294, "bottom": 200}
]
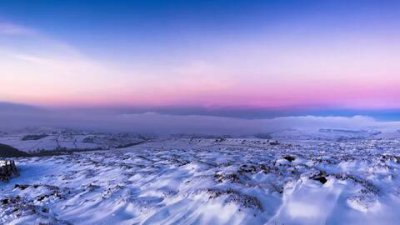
[
  {"left": 0, "top": 129, "right": 147, "bottom": 153},
  {"left": 1, "top": 131, "right": 400, "bottom": 224}
]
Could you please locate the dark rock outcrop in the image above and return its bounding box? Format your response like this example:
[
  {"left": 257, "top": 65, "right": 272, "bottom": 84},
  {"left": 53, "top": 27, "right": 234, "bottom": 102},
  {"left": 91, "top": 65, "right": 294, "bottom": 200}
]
[{"left": 0, "top": 160, "right": 19, "bottom": 181}]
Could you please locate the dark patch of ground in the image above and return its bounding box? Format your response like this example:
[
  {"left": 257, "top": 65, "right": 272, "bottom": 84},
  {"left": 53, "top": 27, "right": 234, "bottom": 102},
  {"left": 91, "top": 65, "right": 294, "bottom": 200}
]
[
  {"left": 21, "top": 134, "right": 49, "bottom": 141},
  {"left": 0, "top": 144, "right": 30, "bottom": 158}
]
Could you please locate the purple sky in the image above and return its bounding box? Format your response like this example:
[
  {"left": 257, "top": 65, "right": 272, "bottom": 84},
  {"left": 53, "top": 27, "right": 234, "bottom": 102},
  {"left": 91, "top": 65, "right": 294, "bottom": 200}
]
[{"left": 0, "top": 0, "right": 400, "bottom": 114}]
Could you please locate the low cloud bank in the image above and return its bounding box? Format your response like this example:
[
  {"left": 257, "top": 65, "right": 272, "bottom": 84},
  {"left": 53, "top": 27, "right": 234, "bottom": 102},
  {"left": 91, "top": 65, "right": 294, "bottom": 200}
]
[{"left": 0, "top": 103, "right": 398, "bottom": 135}]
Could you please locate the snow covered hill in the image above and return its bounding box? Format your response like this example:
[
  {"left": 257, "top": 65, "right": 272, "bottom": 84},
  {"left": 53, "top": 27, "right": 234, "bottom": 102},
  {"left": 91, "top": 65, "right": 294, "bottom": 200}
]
[
  {"left": 0, "top": 129, "right": 148, "bottom": 154},
  {"left": 1, "top": 134, "right": 400, "bottom": 225}
]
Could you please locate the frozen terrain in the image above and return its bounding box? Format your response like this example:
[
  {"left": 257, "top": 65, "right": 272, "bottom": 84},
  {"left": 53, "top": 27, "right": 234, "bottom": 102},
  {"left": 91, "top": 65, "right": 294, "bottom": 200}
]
[
  {"left": 0, "top": 129, "right": 147, "bottom": 153},
  {"left": 1, "top": 129, "right": 400, "bottom": 224}
]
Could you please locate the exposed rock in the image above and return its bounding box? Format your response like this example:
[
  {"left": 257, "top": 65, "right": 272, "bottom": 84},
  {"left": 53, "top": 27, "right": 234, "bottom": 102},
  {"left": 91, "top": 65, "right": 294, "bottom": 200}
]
[
  {"left": 0, "top": 160, "right": 19, "bottom": 181},
  {"left": 269, "top": 140, "right": 280, "bottom": 145},
  {"left": 283, "top": 155, "right": 296, "bottom": 162},
  {"left": 310, "top": 171, "right": 328, "bottom": 184},
  {"left": 238, "top": 164, "right": 258, "bottom": 174}
]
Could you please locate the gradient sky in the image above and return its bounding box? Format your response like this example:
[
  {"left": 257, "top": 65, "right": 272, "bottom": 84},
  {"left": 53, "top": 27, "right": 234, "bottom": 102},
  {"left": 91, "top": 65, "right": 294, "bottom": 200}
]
[{"left": 1, "top": 0, "right": 400, "bottom": 113}]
